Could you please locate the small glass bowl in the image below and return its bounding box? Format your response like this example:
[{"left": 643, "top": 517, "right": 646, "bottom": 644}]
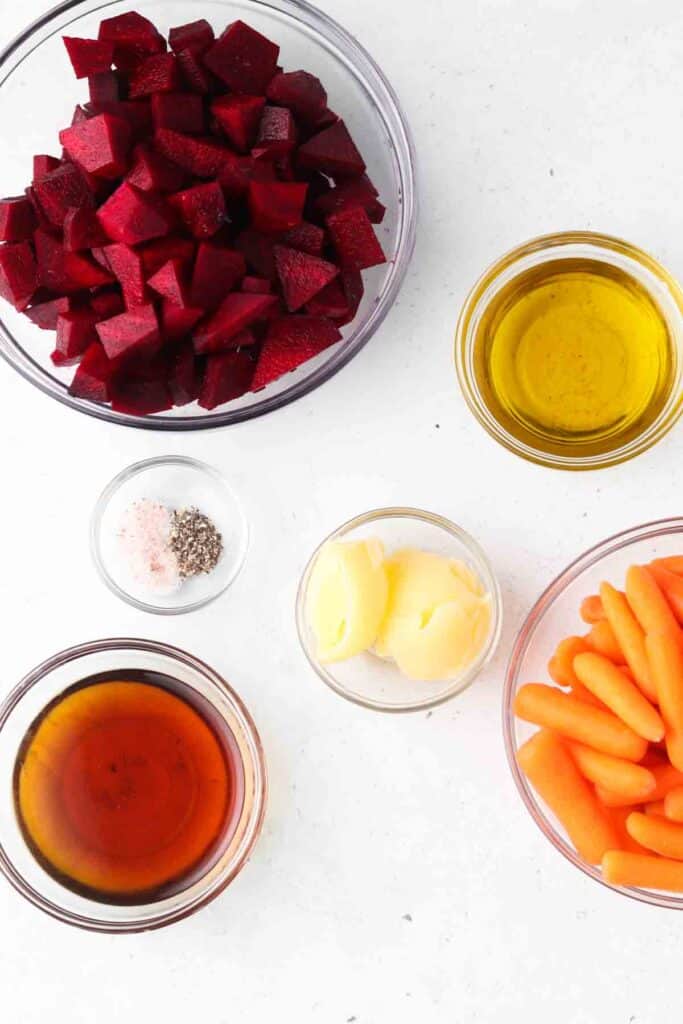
[
  {"left": 0, "top": 638, "right": 267, "bottom": 932},
  {"left": 503, "top": 517, "right": 683, "bottom": 909},
  {"left": 91, "top": 456, "right": 248, "bottom": 614},
  {"left": 455, "top": 231, "right": 683, "bottom": 470},
  {"left": 296, "top": 508, "right": 502, "bottom": 712}
]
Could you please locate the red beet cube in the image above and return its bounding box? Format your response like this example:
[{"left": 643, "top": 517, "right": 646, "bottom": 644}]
[
  {"left": 315, "top": 174, "right": 385, "bottom": 223},
  {"left": 198, "top": 349, "right": 255, "bottom": 409},
  {"left": 151, "top": 93, "right": 204, "bottom": 134},
  {"left": 0, "top": 196, "right": 37, "bottom": 241},
  {"left": 169, "top": 20, "right": 214, "bottom": 55},
  {"left": 127, "top": 143, "right": 187, "bottom": 193},
  {"left": 190, "top": 243, "right": 246, "bottom": 309},
  {"left": 69, "top": 342, "right": 114, "bottom": 401},
  {"left": 249, "top": 181, "right": 307, "bottom": 233},
  {"left": 88, "top": 70, "right": 123, "bottom": 105},
  {"left": 168, "top": 181, "right": 225, "bottom": 238},
  {"left": 273, "top": 245, "right": 338, "bottom": 312},
  {"left": 111, "top": 374, "right": 172, "bottom": 415},
  {"left": 98, "top": 12, "right": 166, "bottom": 71},
  {"left": 32, "top": 163, "right": 93, "bottom": 227},
  {"left": 140, "top": 235, "right": 196, "bottom": 276},
  {"left": 176, "top": 48, "right": 212, "bottom": 94},
  {"left": 194, "top": 292, "right": 275, "bottom": 353},
  {"left": 326, "top": 206, "right": 385, "bottom": 270},
  {"left": 147, "top": 257, "right": 188, "bottom": 303},
  {"left": 211, "top": 95, "right": 264, "bottom": 152},
  {"left": 298, "top": 121, "right": 366, "bottom": 178},
  {"left": 305, "top": 279, "right": 350, "bottom": 319},
  {"left": 33, "top": 155, "right": 61, "bottom": 181},
  {"left": 90, "top": 288, "right": 124, "bottom": 319},
  {"left": 55, "top": 310, "right": 98, "bottom": 362},
  {"left": 60, "top": 112, "right": 131, "bottom": 178},
  {"left": 63, "top": 206, "right": 109, "bottom": 250},
  {"left": 282, "top": 221, "right": 324, "bottom": 257},
  {"left": 203, "top": 20, "right": 279, "bottom": 94},
  {"left": 97, "top": 182, "right": 175, "bottom": 244},
  {"left": 0, "top": 242, "right": 36, "bottom": 310},
  {"left": 241, "top": 275, "right": 271, "bottom": 294},
  {"left": 90, "top": 99, "right": 153, "bottom": 143},
  {"left": 339, "top": 269, "right": 364, "bottom": 322},
  {"left": 168, "top": 342, "right": 201, "bottom": 405},
  {"left": 160, "top": 299, "right": 203, "bottom": 341},
  {"left": 34, "top": 229, "right": 112, "bottom": 293},
  {"left": 26, "top": 295, "right": 73, "bottom": 330},
  {"left": 63, "top": 37, "right": 114, "bottom": 78},
  {"left": 154, "top": 129, "right": 235, "bottom": 179},
  {"left": 252, "top": 107, "right": 296, "bottom": 159},
  {"left": 267, "top": 71, "right": 327, "bottom": 123},
  {"left": 104, "top": 242, "right": 146, "bottom": 307},
  {"left": 235, "top": 228, "right": 276, "bottom": 278},
  {"left": 96, "top": 303, "right": 160, "bottom": 361},
  {"left": 129, "top": 53, "right": 181, "bottom": 98},
  {"left": 251, "top": 315, "right": 341, "bottom": 389}
]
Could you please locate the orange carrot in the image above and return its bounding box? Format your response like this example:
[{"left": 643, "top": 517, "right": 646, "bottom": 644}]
[
  {"left": 626, "top": 565, "right": 680, "bottom": 636},
  {"left": 514, "top": 684, "right": 648, "bottom": 761},
  {"left": 596, "top": 761, "right": 683, "bottom": 807},
  {"left": 517, "top": 730, "right": 618, "bottom": 863},
  {"left": 645, "top": 630, "right": 683, "bottom": 753},
  {"left": 580, "top": 595, "right": 605, "bottom": 624},
  {"left": 626, "top": 812, "right": 683, "bottom": 860},
  {"left": 665, "top": 729, "right": 683, "bottom": 775},
  {"left": 604, "top": 806, "right": 650, "bottom": 853},
  {"left": 586, "top": 619, "right": 624, "bottom": 663},
  {"left": 572, "top": 652, "right": 665, "bottom": 742},
  {"left": 600, "top": 582, "right": 656, "bottom": 701},
  {"left": 570, "top": 681, "right": 606, "bottom": 709},
  {"left": 652, "top": 556, "right": 683, "bottom": 576},
  {"left": 644, "top": 799, "right": 667, "bottom": 818},
  {"left": 567, "top": 741, "right": 655, "bottom": 800},
  {"left": 548, "top": 636, "right": 589, "bottom": 689},
  {"left": 649, "top": 565, "right": 683, "bottom": 625},
  {"left": 664, "top": 786, "right": 683, "bottom": 822},
  {"left": 602, "top": 850, "right": 683, "bottom": 891}
]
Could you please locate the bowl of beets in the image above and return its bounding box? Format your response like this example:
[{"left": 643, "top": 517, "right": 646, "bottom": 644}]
[{"left": 0, "top": 1, "right": 416, "bottom": 427}]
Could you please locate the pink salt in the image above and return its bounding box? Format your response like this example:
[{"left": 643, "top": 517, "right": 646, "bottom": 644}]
[{"left": 118, "top": 498, "right": 181, "bottom": 594}]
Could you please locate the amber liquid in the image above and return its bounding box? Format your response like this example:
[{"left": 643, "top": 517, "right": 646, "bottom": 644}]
[{"left": 14, "top": 671, "right": 244, "bottom": 905}]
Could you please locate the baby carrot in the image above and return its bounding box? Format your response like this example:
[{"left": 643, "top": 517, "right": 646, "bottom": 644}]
[
  {"left": 626, "top": 812, "right": 683, "bottom": 860},
  {"left": 651, "top": 556, "right": 683, "bottom": 576},
  {"left": 604, "top": 806, "right": 651, "bottom": 853},
  {"left": 570, "top": 681, "right": 606, "bottom": 709},
  {"left": 567, "top": 741, "right": 656, "bottom": 801},
  {"left": 644, "top": 800, "right": 667, "bottom": 818},
  {"left": 626, "top": 565, "right": 680, "bottom": 636},
  {"left": 548, "top": 636, "right": 589, "bottom": 689},
  {"left": 514, "top": 684, "right": 648, "bottom": 761},
  {"left": 645, "top": 629, "right": 683, "bottom": 738},
  {"left": 600, "top": 581, "right": 657, "bottom": 702},
  {"left": 595, "top": 761, "right": 683, "bottom": 807},
  {"left": 665, "top": 729, "right": 683, "bottom": 775},
  {"left": 517, "top": 730, "right": 619, "bottom": 863},
  {"left": 572, "top": 652, "right": 665, "bottom": 742},
  {"left": 586, "top": 619, "right": 624, "bottom": 663},
  {"left": 602, "top": 850, "right": 683, "bottom": 891},
  {"left": 580, "top": 595, "right": 605, "bottom": 624},
  {"left": 664, "top": 786, "right": 683, "bottom": 822},
  {"left": 649, "top": 565, "right": 683, "bottom": 625}
]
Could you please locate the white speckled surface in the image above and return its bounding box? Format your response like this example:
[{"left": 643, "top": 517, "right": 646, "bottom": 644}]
[{"left": 1, "top": 0, "right": 683, "bottom": 1020}]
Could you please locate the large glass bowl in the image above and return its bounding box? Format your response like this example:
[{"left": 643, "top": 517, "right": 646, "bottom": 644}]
[
  {"left": 503, "top": 518, "right": 683, "bottom": 909},
  {"left": 0, "top": 0, "right": 416, "bottom": 429}
]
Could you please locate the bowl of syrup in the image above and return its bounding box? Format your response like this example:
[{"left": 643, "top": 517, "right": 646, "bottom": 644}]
[{"left": 0, "top": 639, "right": 266, "bottom": 932}]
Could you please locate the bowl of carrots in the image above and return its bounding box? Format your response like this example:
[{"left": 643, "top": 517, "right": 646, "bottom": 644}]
[{"left": 504, "top": 518, "right": 683, "bottom": 908}]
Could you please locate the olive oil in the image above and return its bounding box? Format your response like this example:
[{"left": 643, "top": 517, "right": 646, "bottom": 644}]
[{"left": 472, "top": 258, "right": 674, "bottom": 459}]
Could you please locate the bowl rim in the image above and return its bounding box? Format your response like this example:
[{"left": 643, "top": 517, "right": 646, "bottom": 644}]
[
  {"left": 0, "top": 637, "right": 268, "bottom": 932},
  {"left": 503, "top": 516, "right": 683, "bottom": 909},
  {"left": 90, "top": 455, "right": 250, "bottom": 615},
  {"left": 0, "top": 0, "right": 418, "bottom": 431},
  {"left": 295, "top": 506, "right": 503, "bottom": 713}
]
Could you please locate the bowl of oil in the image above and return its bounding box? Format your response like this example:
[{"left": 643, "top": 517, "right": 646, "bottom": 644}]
[{"left": 455, "top": 231, "right": 683, "bottom": 470}]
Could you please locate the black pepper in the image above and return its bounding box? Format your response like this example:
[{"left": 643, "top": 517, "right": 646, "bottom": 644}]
[{"left": 168, "top": 507, "right": 223, "bottom": 579}]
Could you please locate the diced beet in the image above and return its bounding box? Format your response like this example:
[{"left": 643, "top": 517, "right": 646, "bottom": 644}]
[
  {"left": 249, "top": 181, "right": 307, "bottom": 233},
  {"left": 203, "top": 20, "right": 279, "bottom": 94},
  {"left": 151, "top": 92, "right": 204, "bottom": 134},
  {"left": 282, "top": 220, "right": 324, "bottom": 257},
  {"left": 26, "top": 295, "right": 72, "bottom": 330},
  {"left": 298, "top": 121, "right": 366, "bottom": 178},
  {"left": 211, "top": 95, "right": 264, "bottom": 152},
  {"left": 55, "top": 310, "right": 98, "bottom": 362},
  {"left": 129, "top": 53, "right": 180, "bottom": 98},
  {"left": 176, "top": 48, "right": 212, "bottom": 94},
  {"left": 339, "top": 269, "right": 364, "bottom": 322},
  {"left": 33, "top": 155, "right": 61, "bottom": 181},
  {"left": 315, "top": 174, "right": 385, "bottom": 223},
  {"left": 160, "top": 299, "right": 203, "bottom": 341},
  {"left": 0, "top": 196, "right": 37, "bottom": 242},
  {"left": 198, "top": 349, "right": 255, "bottom": 409},
  {"left": 235, "top": 228, "right": 276, "bottom": 278},
  {"left": 140, "top": 235, "right": 195, "bottom": 276},
  {"left": 33, "top": 162, "right": 93, "bottom": 227},
  {"left": 88, "top": 71, "right": 123, "bottom": 105},
  {"left": 34, "top": 229, "right": 112, "bottom": 293},
  {"left": 72, "top": 104, "right": 92, "bottom": 125},
  {"left": 127, "top": 143, "right": 187, "bottom": 193},
  {"left": 273, "top": 245, "right": 338, "bottom": 312},
  {"left": 168, "top": 342, "right": 201, "bottom": 404},
  {"left": 63, "top": 206, "right": 110, "bottom": 250},
  {"left": 147, "top": 257, "right": 187, "bottom": 303},
  {"left": 251, "top": 315, "right": 341, "bottom": 389},
  {"left": 190, "top": 243, "right": 246, "bottom": 309},
  {"left": 0, "top": 242, "right": 36, "bottom": 310},
  {"left": 90, "top": 287, "right": 124, "bottom": 319},
  {"left": 194, "top": 292, "right": 275, "bottom": 353},
  {"left": 326, "top": 206, "right": 385, "bottom": 270},
  {"left": 96, "top": 303, "right": 160, "bottom": 361},
  {"left": 90, "top": 100, "right": 153, "bottom": 142},
  {"left": 311, "top": 108, "right": 339, "bottom": 133},
  {"left": 97, "top": 182, "right": 175, "bottom": 244},
  {"left": 241, "top": 275, "right": 271, "bottom": 294},
  {"left": 69, "top": 342, "right": 114, "bottom": 401},
  {"left": 111, "top": 374, "right": 172, "bottom": 414},
  {"left": 266, "top": 71, "right": 327, "bottom": 123},
  {"left": 252, "top": 107, "right": 296, "bottom": 160},
  {"left": 305, "top": 279, "right": 350, "bottom": 320},
  {"left": 104, "top": 242, "right": 146, "bottom": 307},
  {"left": 51, "top": 349, "right": 73, "bottom": 367},
  {"left": 98, "top": 12, "right": 166, "bottom": 71},
  {"left": 63, "top": 37, "right": 114, "bottom": 78},
  {"left": 60, "top": 112, "right": 131, "bottom": 178},
  {"left": 168, "top": 181, "right": 225, "bottom": 238},
  {"left": 169, "top": 20, "right": 214, "bottom": 55},
  {"left": 154, "top": 129, "right": 236, "bottom": 179},
  {"left": 216, "top": 152, "right": 254, "bottom": 197}
]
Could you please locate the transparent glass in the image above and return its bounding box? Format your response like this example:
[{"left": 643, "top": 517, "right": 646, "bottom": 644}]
[
  {"left": 0, "top": 639, "right": 267, "bottom": 931},
  {"left": 0, "top": 0, "right": 417, "bottom": 429},
  {"left": 456, "top": 232, "right": 683, "bottom": 470},
  {"left": 503, "top": 518, "right": 683, "bottom": 909},
  {"left": 296, "top": 508, "right": 502, "bottom": 712}
]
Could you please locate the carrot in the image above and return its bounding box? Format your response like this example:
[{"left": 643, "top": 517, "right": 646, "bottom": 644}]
[
  {"left": 580, "top": 595, "right": 605, "bottom": 624},
  {"left": 626, "top": 565, "right": 680, "bottom": 636},
  {"left": 567, "top": 741, "right": 655, "bottom": 801},
  {"left": 572, "top": 652, "right": 665, "bottom": 742},
  {"left": 665, "top": 729, "right": 683, "bottom": 775},
  {"left": 602, "top": 850, "right": 683, "bottom": 891},
  {"left": 517, "top": 730, "right": 619, "bottom": 863},
  {"left": 600, "top": 581, "right": 657, "bottom": 702},
  {"left": 626, "top": 812, "right": 683, "bottom": 860},
  {"left": 644, "top": 799, "right": 667, "bottom": 817},
  {"left": 664, "top": 786, "right": 683, "bottom": 822},
  {"left": 645, "top": 629, "right": 683, "bottom": 741},
  {"left": 570, "top": 681, "right": 606, "bottom": 709},
  {"left": 595, "top": 761, "right": 683, "bottom": 807},
  {"left": 586, "top": 619, "right": 624, "bottom": 663},
  {"left": 651, "top": 556, "right": 683, "bottom": 576},
  {"left": 649, "top": 565, "right": 683, "bottom": 625},
  {"left": 514, "top": 684, "right": 648, "bottom": 761},
  {"left": 548, "top": 636, "right": 589, "bottom": 689},
  {"left": 604, "top": 806, "right": 651, "bottom": 853}
]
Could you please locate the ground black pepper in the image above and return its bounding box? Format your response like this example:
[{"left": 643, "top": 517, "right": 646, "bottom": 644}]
[{"left": 168, "top": 507, "right": 223, "bottom": 578}]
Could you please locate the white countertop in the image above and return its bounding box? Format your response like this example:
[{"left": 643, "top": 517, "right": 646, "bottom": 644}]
[{"left": 2, "top": 0, "right": 683, "bottom": 1020}]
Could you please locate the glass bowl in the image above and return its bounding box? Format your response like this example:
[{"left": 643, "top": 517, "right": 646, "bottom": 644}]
[
  {"left": 0, "top": 0, "right": 417, "bottom": 430},
  {"left": 91, "top": 455, "right": 249, "bottom": 614},
  {"left": 296, "top": 508, "right": 502, "bottom": 712},
  {"left": 455, "top": 231, "right": 683, "bottom": 470},
  {"left": 503, "top": 517, "right": 683, "bottom": 909},
  {"left": 0, "top": 638, "right": 267, "bottom": 931}
]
